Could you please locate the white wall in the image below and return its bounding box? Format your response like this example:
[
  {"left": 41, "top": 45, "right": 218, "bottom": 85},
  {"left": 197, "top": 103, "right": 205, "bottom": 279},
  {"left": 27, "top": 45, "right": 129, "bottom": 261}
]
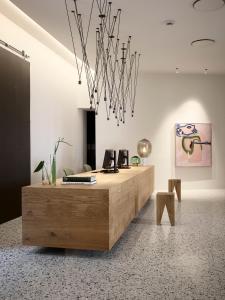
[
  {"left": 1, "top": 1, "right": 225, "bottom": 189},
  {"left": 96, "top": 73, "right": 225, "bottom": 190},
  {"left": 0, "top": 4, "right": 89, "bottom": 183}
]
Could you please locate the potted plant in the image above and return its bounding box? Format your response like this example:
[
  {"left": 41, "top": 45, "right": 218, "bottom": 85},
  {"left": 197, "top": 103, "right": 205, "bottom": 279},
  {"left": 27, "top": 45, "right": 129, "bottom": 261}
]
[{"left": 34, "top": 137, "right": 71, "bottom": 185}]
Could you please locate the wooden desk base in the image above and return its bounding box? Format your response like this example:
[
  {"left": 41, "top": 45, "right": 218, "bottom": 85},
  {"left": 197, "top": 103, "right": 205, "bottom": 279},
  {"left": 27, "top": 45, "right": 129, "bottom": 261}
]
[{"left": 22, "top": 166, "right": 154, "bottom": 250}]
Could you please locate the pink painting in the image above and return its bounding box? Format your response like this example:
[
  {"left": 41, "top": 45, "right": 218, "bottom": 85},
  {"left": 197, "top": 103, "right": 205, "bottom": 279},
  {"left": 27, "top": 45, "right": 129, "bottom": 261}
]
[{"left": 176, "top": 123, "right": 212, "bottom": 167}]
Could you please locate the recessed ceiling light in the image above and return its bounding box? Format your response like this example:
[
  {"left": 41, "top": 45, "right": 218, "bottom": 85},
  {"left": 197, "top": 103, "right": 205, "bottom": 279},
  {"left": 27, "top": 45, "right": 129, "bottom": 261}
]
[
  {"left": 193, "top": 0, "right": 225, "bottom": 11},
  {"left": 191, "top": 38, "right": 215, "bottom": 47},
  {"left": 163, "top": 20, "right": 175, "bottom": 26}
]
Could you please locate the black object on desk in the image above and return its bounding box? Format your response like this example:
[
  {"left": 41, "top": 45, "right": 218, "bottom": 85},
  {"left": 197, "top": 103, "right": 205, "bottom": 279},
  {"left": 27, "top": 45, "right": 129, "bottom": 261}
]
[
  {"left": 117, "top": 149, "right": 130, "bottom": 169},
  {"left": 102, "top": 149, "right": 119, "bottom": 173}
]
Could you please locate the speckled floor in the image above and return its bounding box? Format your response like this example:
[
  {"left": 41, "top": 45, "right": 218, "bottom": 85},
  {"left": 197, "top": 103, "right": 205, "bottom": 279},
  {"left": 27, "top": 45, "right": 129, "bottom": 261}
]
[{"left": 0, "top": 190, "right": 225, "bottom": 300}]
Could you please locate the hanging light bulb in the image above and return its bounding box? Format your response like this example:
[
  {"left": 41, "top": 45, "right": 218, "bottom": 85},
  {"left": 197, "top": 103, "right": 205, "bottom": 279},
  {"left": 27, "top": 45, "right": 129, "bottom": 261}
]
[
  {"left": 137, "top": 139, "right": 152, "bottom": 165},
  {"left": 64, "top": 0, "right": 141, "bottom": 126}
]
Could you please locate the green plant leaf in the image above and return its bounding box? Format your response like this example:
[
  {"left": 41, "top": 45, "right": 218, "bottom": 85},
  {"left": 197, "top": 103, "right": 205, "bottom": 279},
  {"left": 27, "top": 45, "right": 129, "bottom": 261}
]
[
  {"left": 53, "top": 138, "right": 72, "bottom": 155},
  {"left": 51, "top": 156, "right": 56, "bottom": 185},
  {"left": 60, "top": 141, "right": 72, "bottom": 147},
  {"left": 34, "top": 161, "right": 45, "bottom": 173}
]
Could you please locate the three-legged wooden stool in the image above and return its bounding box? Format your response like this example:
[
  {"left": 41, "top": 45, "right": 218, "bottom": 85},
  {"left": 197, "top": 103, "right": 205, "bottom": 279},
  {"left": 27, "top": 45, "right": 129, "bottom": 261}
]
[
  {"left": 168, "top": 179, "right": 181, "bottom": 202},
  {"left": 156, "top": 192, "right": 175, "bottom": 226}
]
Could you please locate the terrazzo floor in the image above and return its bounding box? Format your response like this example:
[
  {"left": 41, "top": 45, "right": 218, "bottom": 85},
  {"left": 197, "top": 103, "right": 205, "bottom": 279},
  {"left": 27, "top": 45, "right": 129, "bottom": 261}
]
[{"left": 0, "top": 190, "right": 225, "bottom": 300}]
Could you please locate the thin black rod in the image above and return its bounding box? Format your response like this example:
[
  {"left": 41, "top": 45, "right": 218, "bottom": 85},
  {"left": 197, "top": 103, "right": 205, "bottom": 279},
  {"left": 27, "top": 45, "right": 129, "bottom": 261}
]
[{"left": 65, "top": 0, "right": 81, "bottom": 82}]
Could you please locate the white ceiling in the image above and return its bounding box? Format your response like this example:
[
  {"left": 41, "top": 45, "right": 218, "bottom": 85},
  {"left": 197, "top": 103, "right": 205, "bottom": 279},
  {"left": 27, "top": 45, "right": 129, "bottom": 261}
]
[{"left": 10, "top": 0, "right": 225, "bottom": 74}]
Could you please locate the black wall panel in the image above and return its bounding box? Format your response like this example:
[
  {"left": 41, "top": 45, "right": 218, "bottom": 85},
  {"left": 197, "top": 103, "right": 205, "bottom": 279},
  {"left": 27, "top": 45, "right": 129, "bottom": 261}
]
[{"left": 0, "top": 47, "right": 30, "bottom": 224}]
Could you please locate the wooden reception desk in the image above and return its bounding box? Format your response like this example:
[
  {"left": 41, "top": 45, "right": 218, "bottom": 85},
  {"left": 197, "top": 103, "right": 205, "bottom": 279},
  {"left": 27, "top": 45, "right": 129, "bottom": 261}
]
[{"left": 22, "top": 166, "right": 154, "bottom": 251}]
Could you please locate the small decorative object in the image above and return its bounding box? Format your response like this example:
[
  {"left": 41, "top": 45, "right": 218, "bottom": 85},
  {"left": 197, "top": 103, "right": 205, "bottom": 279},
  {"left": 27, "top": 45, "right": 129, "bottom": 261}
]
[
  {"left": 175, "top": 123, "right": 212, "bottom": 167},
  {"left": 33, "top": 160, "right": 51, "bottom": 185},
  {"left": 34, "top": 137, "right": 72, "bottom": 185},
  {"left": 83, "top": 164, "right": 92, "bottom": 172},
  {"left": 137, "top": 138, "right": 152, "bottom": 165},
  {"left": 130, "top": 155, "right": 141, "bottom": 166},
  {"left": 63, "top": 168, "right": 75, "bottom": 176}
]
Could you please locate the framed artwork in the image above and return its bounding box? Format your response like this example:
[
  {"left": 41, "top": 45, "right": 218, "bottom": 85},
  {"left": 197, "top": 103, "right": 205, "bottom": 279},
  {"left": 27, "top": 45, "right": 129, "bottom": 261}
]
[{"left": 175, "top": 123, "right": 212, "bottom": 167}]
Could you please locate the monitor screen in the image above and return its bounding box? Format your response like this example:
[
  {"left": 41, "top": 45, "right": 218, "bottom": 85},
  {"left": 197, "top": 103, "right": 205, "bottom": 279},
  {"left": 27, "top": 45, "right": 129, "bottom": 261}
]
[
  {"left": 118, "top": 149, "right": 128, "bottom": 166},
  {"left": 102, "top": 149, "right": 115, "bottom": 169}
]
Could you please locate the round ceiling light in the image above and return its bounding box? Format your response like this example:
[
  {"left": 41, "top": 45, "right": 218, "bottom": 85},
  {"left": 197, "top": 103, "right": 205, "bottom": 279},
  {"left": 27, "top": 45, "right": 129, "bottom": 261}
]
[
  {"left": 193, "top": 0, "right": 225, "bottom": 11},
  {"left": 191, "top": 38, "right": 215, "bottom": 47},
  {"left": 163, "top": 19, "right": 175, "bottom": 26}
]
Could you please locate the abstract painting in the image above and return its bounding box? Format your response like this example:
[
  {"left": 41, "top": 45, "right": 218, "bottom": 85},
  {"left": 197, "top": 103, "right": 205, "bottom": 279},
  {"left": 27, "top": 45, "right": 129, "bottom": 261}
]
[{"left": 175, "top": 123, "right": 212, "bottom": 167}]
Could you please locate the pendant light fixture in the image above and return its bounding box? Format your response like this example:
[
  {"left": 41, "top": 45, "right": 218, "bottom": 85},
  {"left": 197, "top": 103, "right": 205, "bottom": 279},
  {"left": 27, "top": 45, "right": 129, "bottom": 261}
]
[
  {"left": 65, "top": 0, "right": 141, "bottom": 126},
  {"left": 137, "top": 139, "right": 152, "bottom": 165}
]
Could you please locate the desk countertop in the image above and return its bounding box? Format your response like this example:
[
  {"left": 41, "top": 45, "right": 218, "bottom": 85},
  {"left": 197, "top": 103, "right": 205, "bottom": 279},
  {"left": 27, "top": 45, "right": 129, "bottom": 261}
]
[{"left": 25, "top": 165, "right": 154, "bottom": 190}]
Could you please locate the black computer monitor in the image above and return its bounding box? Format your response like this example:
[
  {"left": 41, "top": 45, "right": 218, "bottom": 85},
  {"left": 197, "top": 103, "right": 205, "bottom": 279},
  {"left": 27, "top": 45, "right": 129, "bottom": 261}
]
[
  {"left": 117, "top": 149, "right": 130, "bottom": 169},
  {"left": 102, "top": 149, "right": 119, "bottom": 173}
]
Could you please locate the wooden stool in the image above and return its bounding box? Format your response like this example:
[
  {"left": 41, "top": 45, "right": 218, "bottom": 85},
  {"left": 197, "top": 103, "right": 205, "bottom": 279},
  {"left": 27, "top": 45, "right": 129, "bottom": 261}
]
[
  {"left": 156, "top": 192, "right": 175, "bottom": 226},
  {"left": 168, "top": 179, "right": 181, "bottom": 202}
]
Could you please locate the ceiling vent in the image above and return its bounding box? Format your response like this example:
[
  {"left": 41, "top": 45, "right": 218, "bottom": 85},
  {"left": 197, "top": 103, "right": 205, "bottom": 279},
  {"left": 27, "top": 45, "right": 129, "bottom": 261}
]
[{"left": 193, "top": 0, "right": 225, "bottom": 11}]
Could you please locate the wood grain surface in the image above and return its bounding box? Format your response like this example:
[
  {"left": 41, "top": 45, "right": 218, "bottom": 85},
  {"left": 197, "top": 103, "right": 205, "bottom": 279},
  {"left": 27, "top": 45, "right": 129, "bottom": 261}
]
[
  {"left": 168, "top": 179, "right": 181, "bottom": 202},
  {"left": 22, "top": 166, "right": 154, "bottom": 250},
  {"left": 156, "top": 192, "right": 175, "bottom": 226}
]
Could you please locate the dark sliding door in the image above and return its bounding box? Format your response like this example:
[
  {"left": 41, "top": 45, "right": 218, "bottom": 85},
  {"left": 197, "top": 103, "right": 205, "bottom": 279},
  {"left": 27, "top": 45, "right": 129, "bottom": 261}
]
[
  {"left": 86, "top": 111, "right": 96, "bottom": 170},
  {"left": 0, "top": 47, "right": 30, "bottom": 224}
]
